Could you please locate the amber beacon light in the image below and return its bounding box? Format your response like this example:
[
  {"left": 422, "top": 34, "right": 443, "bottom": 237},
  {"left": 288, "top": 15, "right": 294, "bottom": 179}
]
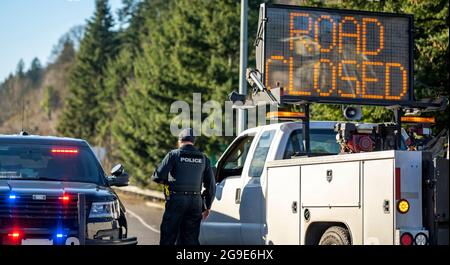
[
  {"left": 400, "top": 116, "right": 436, "bottom": 124},
  {"left": 266, "top": 111, "right": 306, "bottom": 121}
]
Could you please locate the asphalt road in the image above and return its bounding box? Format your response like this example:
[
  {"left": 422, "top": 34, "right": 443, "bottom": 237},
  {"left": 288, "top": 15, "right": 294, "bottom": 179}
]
[{"left": 117, "top": 192, "right": 164, "bottom": 245}]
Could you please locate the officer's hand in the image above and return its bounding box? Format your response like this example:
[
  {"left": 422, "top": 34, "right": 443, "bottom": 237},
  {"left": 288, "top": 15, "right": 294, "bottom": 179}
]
[{"left": 202, "top": 209, "right": 210, "bottom": 220}]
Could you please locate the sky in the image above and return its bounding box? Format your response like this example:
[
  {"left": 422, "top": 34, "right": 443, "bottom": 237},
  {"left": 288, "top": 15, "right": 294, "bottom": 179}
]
[{"left": 0, "top": 0, "right": 123, "bottom": 82}]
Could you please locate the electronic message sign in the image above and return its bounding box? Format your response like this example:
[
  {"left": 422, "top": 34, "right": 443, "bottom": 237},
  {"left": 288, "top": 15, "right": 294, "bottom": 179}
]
[{"left": 256, "top": 4, "right": 413, "bottom": 105}]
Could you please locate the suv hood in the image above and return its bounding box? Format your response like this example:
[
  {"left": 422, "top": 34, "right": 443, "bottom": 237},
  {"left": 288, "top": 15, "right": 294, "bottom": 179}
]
[{"left": 0, "top": 180, "right": 115, "bottom": 200}]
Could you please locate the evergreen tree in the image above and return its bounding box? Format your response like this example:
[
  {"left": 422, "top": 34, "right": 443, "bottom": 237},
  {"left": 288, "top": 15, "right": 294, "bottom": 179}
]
[
  {"left": 55, "top": 40, "right": 76, "bottom": 65},
  {"left": 49, "top": 25, "right": 84, "bottom": 63},
  {"left": 16, "top": 59, "right": 25, "bottom": 78},
  {"left": 111, "top": 0, "right": 262, "bottom": 186},
  {"left": 96, "top": 49, "right": 134, "bottom": 148},
  {"left": 28, "top": 57, "right": 43, "bottom": 87},
  {"left": 40, "top": 85, "right": 59, "bottom": 120},
  {"left": 96, "top": 0, "right": 170, "bottom": 167},
  {"left": 117, "top": 0, "right": 169, "bottom": 52},
  {"left": 57, "top": 0, "right": 118, "bottom": 143}
]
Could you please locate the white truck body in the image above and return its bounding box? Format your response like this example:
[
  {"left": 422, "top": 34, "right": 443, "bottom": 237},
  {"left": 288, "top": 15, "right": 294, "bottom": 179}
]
[
  {"left": 199, "top": 121, "right": 429, "bottom": 245},
  {"left": 266, "top": 150, "right": 423, "bottom": 245}
]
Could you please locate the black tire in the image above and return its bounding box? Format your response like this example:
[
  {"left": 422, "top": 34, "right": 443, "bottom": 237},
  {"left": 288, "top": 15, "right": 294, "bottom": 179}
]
[{"left": 318, "top": 226, "right": 351, "bottom": 245}]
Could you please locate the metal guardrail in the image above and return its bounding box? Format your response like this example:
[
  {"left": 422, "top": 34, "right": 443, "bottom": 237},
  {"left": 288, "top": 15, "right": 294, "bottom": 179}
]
[{"left": 113, "top": 185, "right": 165, "bottom": 201}]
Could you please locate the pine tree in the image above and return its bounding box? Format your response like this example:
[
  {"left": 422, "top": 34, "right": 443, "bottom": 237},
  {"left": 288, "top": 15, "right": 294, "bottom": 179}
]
[
  {"left": 57, "top": 0, "right": 118, "bottom": 144},
  {"left": 49, "top": 25, "right": 84, "bottom": 63},
  {"left": 54, "top": 40, "right": 76, "bottom": 65},
  {"left": 96, "top": 49, "right": 134, "bottom": 147},
  {"left": 40, "top": 85, "right": 59, "bottom": 120},
  {"left": 96, "top": 0, "right": 170, "bottom": 169},
  {"left": 111, "top": 0, "right": 262, "bottom": 186},
  {"left": 16, "top": 59, "right": 25, "bottom": 78},
  {"left": 28, "top": 57, "right": 43, "bottom": 87}
]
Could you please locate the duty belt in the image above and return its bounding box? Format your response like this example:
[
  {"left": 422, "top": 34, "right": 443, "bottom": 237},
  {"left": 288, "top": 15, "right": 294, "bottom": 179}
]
[{"left": 170, "top": 191, "right": 201, "bottom": 195}]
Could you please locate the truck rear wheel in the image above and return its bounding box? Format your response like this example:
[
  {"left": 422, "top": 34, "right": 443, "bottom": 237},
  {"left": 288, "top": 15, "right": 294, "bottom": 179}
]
[{"left": 318, "top": 226, "right": 351, "bottom": 245}]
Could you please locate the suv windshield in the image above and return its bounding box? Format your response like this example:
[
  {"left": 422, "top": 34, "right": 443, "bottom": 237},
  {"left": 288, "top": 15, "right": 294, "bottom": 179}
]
[{"left": 0, "top": 144, "right": 105, "bottom": 184}]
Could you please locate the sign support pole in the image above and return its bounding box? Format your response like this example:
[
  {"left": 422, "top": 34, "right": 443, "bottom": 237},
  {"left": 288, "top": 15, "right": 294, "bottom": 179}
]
[
  {"left": 238, "top": 0, "right": 248, "bottom": 134},
  {"left": 302, "top": 104, "right": 311, "bottom": 156},
  {"left": 393, "top": 107, "right": 403, "bottom": 150}
]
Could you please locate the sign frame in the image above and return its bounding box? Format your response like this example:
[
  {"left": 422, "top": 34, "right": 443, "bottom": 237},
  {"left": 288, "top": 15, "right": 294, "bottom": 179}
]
[{"left": 256, "top": 3, "right": 415, "bottom": 107}]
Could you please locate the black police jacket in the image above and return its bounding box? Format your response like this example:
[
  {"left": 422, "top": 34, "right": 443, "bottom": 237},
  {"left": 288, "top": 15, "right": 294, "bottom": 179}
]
[{"left": 152, "top": 144, "right": 216, "bottom": 210}]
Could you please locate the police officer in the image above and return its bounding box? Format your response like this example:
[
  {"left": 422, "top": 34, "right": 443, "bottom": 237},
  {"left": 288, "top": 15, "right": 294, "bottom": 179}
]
[{"left": 152, "top": 128, "right": 216, "bottom": 245}]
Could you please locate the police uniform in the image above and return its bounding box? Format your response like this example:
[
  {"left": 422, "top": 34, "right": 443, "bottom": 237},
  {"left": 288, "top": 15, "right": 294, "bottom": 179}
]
[{"left": 152, "top": 129, "right": 215, "bottom": 245}]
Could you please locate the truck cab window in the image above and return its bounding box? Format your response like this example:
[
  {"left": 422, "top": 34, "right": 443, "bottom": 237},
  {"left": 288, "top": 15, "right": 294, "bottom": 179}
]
[
  {"left": 284, "top": 130, "right": 304, "bottom": 159},
  {"left": 248, "top": 130, "right": 276, "bottom": 178},
  {"left": 216, "top": 135, "right": 254, "bottom": 182},
  {"left": 283, "top": 129, "right": 340, "bottom": 159}
]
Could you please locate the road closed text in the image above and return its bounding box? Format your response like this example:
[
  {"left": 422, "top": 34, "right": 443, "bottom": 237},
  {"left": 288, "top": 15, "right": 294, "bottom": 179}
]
[{"left": 261, "top": 7, "right": 412, "bottom": 103}]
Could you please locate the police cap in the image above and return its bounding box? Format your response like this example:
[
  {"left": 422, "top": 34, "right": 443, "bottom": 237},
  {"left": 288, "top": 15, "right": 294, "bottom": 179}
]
[{"left": 178, "top": 128, "right": 196, "bottom": 143}]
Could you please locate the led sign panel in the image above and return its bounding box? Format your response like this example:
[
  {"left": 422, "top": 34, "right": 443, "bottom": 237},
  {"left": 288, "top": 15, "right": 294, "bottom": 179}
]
[{"left": 259, "top": 5, "right": 413, "bottom": 105}]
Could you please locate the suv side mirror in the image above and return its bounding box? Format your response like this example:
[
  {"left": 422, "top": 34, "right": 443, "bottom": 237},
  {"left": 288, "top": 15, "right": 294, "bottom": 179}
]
[
  {"left": 111, "top": 164, "right": 124, "bottom": 176},
  {"left": 108, "top": 164, "right": 129, "bottom": 187}
]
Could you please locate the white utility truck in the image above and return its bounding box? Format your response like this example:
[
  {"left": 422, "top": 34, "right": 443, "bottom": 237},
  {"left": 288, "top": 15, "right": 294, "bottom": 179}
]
[
  {"left": 199, "top": 119, "right": 448, "bottom": 245},
  {"left": 199, "top": 4, "right": 448, "bottom": 245}
]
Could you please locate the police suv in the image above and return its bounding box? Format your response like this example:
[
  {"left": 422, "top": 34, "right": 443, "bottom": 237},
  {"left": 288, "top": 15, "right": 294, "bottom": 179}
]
[{"left": 0, "top": 133, "right": 137, "bottom": 245}]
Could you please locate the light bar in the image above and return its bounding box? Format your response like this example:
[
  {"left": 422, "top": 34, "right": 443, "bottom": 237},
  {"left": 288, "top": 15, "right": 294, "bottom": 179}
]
[
  {"left": 266, "top": 111, "right": 306, "bottom": 120},
  {"left": 8, "top": 194, "right": 17, "bottom": 200},
  {"left": 400, "top": 116, "right": 436, "bottom": 124},
  {"left": 51, "top": 148, "right": 79, "bottom": 154}
]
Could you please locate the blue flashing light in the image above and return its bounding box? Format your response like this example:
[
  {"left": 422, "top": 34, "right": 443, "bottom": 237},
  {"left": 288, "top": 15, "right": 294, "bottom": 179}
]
[
  {"left": 9, "top": 194, "right": 17, "bottom": 200},
  {"left": 56, "top": 233, "right": 64, "bottom": 238}
]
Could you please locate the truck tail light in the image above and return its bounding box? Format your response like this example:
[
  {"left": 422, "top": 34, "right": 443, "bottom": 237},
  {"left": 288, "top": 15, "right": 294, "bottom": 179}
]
[
  {"left": 400, "top": 232, "right": 413, "bottom": 245},
  {"left": 395, "top": 167, "right": 401, "bottom": 200},
  {"left": 397, "top": 199, "right": 410, "bottom": 214},
  {"left": 395, "top": 167, "right": 410, "bottom": 214},
  {"left": 414, "top": 233, "right": 428, "bottom": 245}
]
